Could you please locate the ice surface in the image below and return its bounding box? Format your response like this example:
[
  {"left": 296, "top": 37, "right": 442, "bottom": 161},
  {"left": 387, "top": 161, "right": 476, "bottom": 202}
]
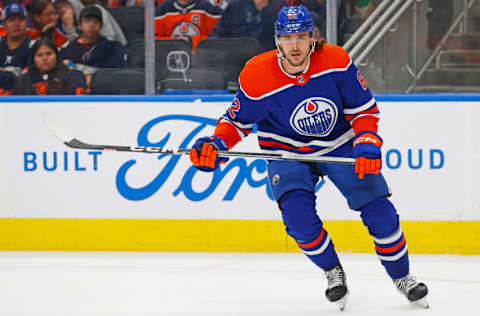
[{"left": 0, "top": 252, "right": 478, "bottom": 316}]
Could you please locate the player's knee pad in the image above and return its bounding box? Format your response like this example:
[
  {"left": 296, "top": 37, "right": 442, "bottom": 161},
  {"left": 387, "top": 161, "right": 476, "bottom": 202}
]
[
  {"left": 279, "top": 189, "right": 323, "bottom": 242},
  {"left": 358, "top": 197, "right": 399, "bottom": 238}
]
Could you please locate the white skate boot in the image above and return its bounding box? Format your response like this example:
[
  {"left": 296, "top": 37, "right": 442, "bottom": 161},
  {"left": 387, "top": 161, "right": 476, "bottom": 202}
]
[
  {"left": 324, "top": 262, "right": 349, "bottom": 311},
  {"left": 394, "top": 274, "right": 429, "bottom": 308}
]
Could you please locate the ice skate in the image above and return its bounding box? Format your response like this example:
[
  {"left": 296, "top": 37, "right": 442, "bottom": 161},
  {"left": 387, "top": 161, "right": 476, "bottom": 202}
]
[
  {"left": 394, "top": 274, "right": 429, "bottom": 308},
  {"left": 324, "top": 262, "right": 349, "bottom": 311}
]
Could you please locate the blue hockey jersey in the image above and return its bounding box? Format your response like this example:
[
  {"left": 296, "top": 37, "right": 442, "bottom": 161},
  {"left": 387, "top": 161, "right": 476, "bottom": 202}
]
[{"left": 216, "top": 44, "right": 379, "bottom": 156}]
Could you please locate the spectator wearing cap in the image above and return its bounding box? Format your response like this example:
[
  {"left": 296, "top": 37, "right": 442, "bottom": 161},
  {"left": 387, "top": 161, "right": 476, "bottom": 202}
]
[
  {"left": 60, "top": 5, "right": 126, "bottom": 69},
  {"left": 13, "top": 37, "right": 87, "bottom": 95},
  {"left": 26, "top": 0, "right": 69, "bottom": 48},
  {"left": 0, "top": 2, "right": 34, "bottom": 95},
  {"left": 209, "top": 0, "right": 287, "bottom": 52}
]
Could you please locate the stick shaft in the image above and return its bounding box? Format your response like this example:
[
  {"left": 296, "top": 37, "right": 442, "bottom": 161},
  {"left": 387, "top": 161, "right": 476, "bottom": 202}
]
[{"left": 43, "top": 112, "right": 356, "bottom": 165}]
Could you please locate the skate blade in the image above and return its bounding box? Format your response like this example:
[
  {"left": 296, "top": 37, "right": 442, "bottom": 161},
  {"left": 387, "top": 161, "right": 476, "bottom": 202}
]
[
  {"left": 335, "top": 291, "right": 349, "bottom": 311},
  {"left": 410, "top": 297, "right": 429, "bottom": 309}
]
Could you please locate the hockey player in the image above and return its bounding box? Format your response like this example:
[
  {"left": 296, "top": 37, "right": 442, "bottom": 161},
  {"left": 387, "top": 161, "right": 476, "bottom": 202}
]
[
  {"left": 189, "top": 5, "right": 429, "bottom": 311},
  {"left": 154, "top": 0, "right": 221, "bottom": 50}
]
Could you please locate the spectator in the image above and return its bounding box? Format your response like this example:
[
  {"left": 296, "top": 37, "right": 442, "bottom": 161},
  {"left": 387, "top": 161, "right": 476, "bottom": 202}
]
[
  {"left": 66, "top": 0, "right": 128, "bottom": 45},
  {"left": 209, "top": 0, "right": 287, "bottom": 52},
  {"left": 26, "top": 0, "right": 69, "bottom": 48},
  {"left": 0, "top": 2, "right": 34, "bottom": 95},
  {"left": 155, "top": 0, "right": 221, "bottom": 50},
  {"left": 60, "top": 5, "right": 126, "bottom": 68},
  {"left": 13, "top": 37, "right": 87, "bottom": 94},
  {"left": 54, "top": 0, "right": 79, "bottom": 40}
]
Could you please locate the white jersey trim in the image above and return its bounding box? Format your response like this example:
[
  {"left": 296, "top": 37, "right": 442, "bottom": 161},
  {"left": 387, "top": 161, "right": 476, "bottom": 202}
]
[
  {"left": 310, "top": 59, "right": 352, "bottom": 80},
  {"left": 239, "top": 80, "right": 295, "bottom": 101},
  {"left": 218, "top": 118, "right": 252, "bottom": 138},
  {"left": 258, "top": 128, "right": 355, "bottom": 149},
  {"left": 240, "top": 58, "right": 352, "bottom": 101},
  {"left": 343, "top": 98, "right": 376, "bottom": 115}
]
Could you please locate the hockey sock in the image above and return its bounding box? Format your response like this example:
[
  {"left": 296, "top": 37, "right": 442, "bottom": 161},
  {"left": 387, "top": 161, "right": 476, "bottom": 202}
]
[
  {"left": 279, "top": 189, "right": 340, "bottom": 270},
  {"left": 359, "top": 197, "right": 409, "bottom": 279}
]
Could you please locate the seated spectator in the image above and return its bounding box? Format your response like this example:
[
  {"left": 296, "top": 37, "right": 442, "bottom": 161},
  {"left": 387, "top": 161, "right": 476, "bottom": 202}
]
[
  {"left": 60, "top": 5, "right": 126, "bottom": 68},
  {"left": 0, "top": 2, "right": 34, "bottom": 95},
  {"left": 54, "top": 0, "right": 79, "bottom": 40},
  {"left": 155, "top": 0, "right": 221, "bottom": 50},
  {"left": 209, "top": 0, "right": 287, "bottom": 52},
  {"left": 13, "top": 37, "right": 87, "bottom": 95},
  {"left": 26, "top": 0, "right": 69, "bottom": 48},
  {"left": 67, "top": 0, "right": 128, "bottom": 45}
]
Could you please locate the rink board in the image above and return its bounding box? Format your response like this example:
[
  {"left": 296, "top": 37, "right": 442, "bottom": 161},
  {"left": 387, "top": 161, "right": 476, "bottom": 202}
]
[{"left": 1, "top": 94, "right": 479, "bottom": 254}]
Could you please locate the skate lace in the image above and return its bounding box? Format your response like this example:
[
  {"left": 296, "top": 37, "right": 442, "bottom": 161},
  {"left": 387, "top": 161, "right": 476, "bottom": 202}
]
[
  {"left": 394, "top": 274, "right": 419, "bottom": 294},
  {"left": 325, "top": 266, "right": 345, "bottom": 289}
]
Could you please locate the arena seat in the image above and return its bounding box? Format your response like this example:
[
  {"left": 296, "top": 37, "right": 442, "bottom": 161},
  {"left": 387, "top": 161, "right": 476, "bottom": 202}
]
[
  {"left": 194, "top": 38, "right": 261, "bottom": 90},
  {"left": 157, "top": 68, "right": 226, "bottom": 94},
  {"left": 90, "top": 68, "right": 145, "bottom": 94},
  {"left": 106, "top": 7, "right": 144, "bottom": 44}
]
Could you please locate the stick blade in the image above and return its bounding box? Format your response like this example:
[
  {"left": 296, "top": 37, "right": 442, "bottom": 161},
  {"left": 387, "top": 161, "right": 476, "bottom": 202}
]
[{"left": 42, "top": 112, "right": 74, "bottom": 144}]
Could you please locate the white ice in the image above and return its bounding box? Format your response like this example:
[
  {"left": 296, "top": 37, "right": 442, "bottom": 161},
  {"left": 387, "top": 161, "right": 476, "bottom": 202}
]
[{"left": 0, "top": 252, "right": 479, "bottom": 316}]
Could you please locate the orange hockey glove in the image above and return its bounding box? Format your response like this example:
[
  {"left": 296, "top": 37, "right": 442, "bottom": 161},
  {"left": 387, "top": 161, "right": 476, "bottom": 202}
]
[
  {"left": 189, "top": 136, "right": 229, "bottom": 172},
  {"left": 352, "top": 131, "right": 383, "bottom": 179}
]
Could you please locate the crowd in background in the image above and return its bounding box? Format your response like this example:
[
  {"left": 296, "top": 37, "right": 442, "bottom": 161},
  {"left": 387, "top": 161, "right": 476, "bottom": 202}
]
[{"left": 0, "top": 0, "right": 378, "bottom": 95}]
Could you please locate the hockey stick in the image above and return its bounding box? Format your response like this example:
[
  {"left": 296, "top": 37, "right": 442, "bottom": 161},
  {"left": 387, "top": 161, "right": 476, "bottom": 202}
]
[{"left": 42, "top": 112, "right": 356, "bottom": 165}]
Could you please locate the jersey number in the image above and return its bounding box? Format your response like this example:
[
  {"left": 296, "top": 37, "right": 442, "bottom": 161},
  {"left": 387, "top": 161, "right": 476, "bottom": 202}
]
[
  {"left": 228, "top": 98, "right": 240, "bottom": 119},
  {"left": 357, "top": 71, "right": 368, "bottom": 90}
]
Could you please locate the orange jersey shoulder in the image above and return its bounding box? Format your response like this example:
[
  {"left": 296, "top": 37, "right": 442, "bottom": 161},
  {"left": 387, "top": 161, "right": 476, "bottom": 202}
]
[
  {"left": 308, "top": 44, "right": 351, "bottom": 74},
  {"left": 238, "top": 50, "right": 291, "bottom": 100},
  {"left": 239, "top": 44, "right": 352, "bottom": 100}
]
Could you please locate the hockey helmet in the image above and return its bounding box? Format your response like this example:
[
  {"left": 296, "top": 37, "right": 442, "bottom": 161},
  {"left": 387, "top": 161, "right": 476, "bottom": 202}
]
[{"left": 274, "top": 5, "right": 314, "bottom": 36}]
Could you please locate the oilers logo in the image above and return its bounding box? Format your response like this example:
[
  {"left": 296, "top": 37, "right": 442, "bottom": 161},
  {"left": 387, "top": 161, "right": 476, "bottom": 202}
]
[
  {"left": 290, "top": 97, "right": 338, "bottom": 137},
  {"left": 171, "top": 22, "right": 200, "bottom": 38}
]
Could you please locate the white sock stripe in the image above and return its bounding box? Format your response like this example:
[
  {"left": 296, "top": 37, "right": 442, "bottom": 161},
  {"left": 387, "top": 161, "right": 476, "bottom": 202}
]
[
  {"left": 302, "top": 235, "right": 331, "bottom": 256},
  {"left": 377, "top": 245, "right": 408, "bottom": 261},
  {"left": 373, "top": 227, "right": 403, "bottom": 245}
]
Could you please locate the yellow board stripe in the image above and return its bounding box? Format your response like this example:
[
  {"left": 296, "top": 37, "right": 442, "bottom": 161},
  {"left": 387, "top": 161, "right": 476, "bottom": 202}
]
[{"left": 0, "top": 218, "right": 478, "bottom": 254}]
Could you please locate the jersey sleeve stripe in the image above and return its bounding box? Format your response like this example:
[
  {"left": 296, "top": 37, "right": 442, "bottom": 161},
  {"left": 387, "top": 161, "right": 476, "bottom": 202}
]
[
  {"left": 343, "top": 98, "right": 376, "bottom": 115},
  {"left": 344, "top": 105, "right": 379, "bottom": 122},
  {"left": 218, "top": 118, "right": 252, "bottom": 137}
]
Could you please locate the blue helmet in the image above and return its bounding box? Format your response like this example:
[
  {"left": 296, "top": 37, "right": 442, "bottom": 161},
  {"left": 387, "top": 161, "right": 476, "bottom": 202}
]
[{"left": 274, "top": 5, "right": 314, "bottom": 36}]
